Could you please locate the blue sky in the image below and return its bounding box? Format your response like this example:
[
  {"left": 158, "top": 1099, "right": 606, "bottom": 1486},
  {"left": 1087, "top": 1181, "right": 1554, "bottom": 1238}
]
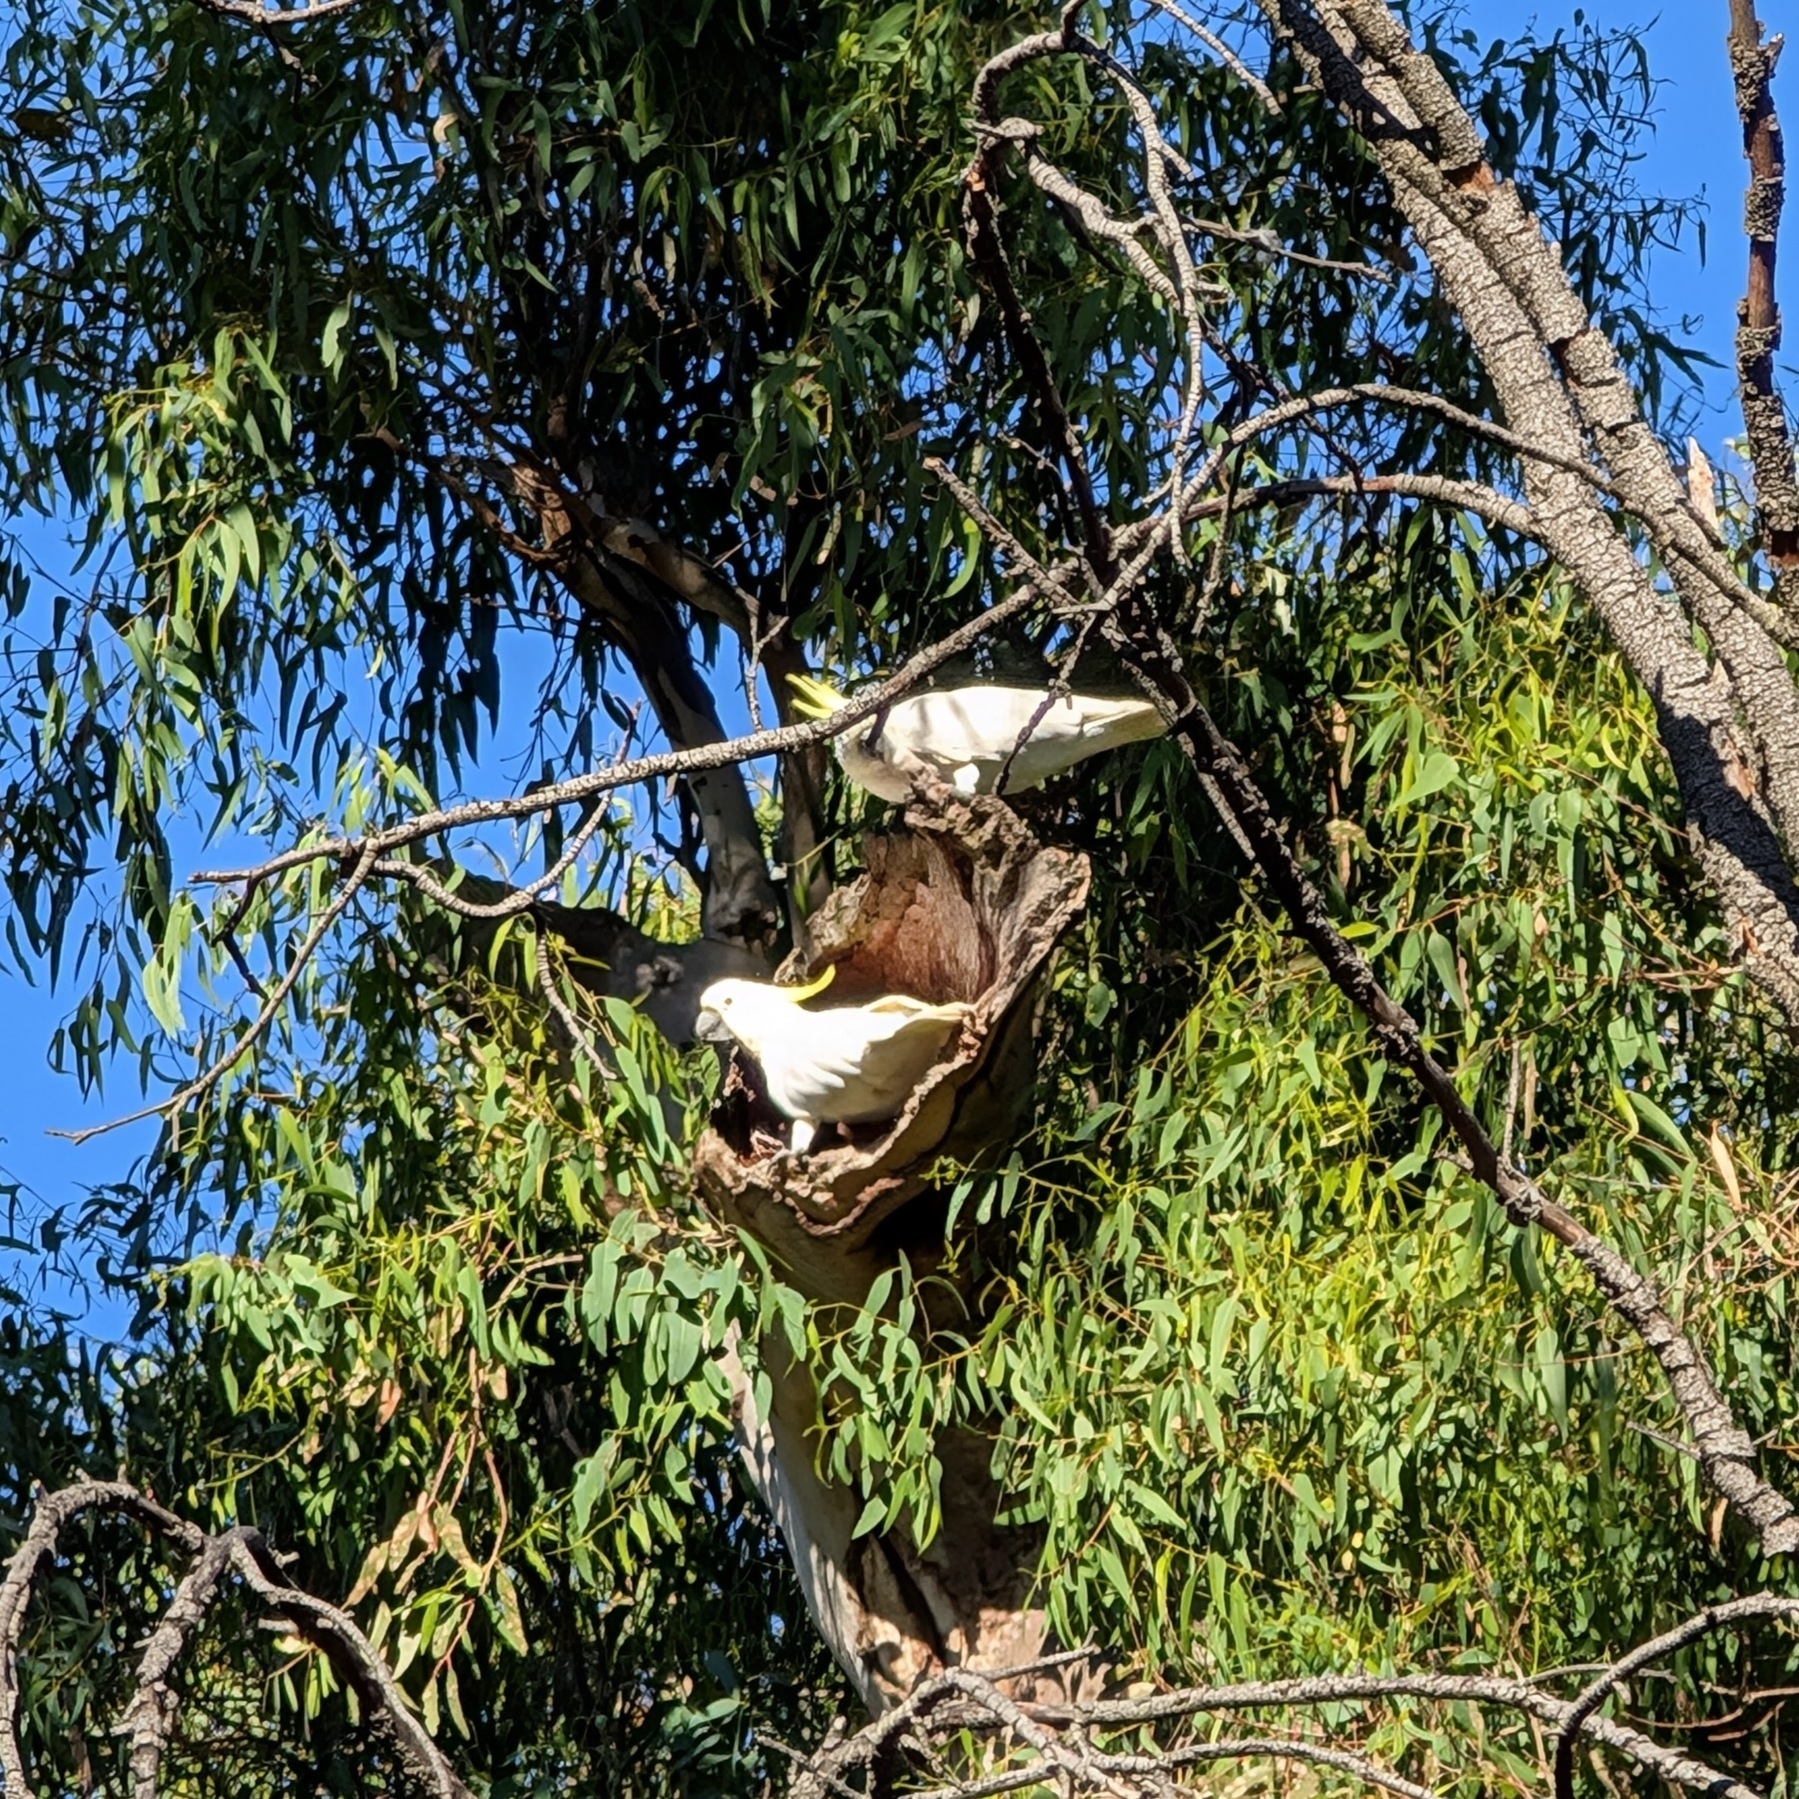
[{"left": 0, "top": 0, "right": 1786, "bottom": 1318}]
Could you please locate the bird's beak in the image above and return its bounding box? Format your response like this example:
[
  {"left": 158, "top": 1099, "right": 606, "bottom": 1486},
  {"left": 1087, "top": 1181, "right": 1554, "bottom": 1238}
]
[
  {"left": 786, "top": 672, "right": 846, "bottom": 720},
  {"left": 694, "top": 1007, "right": 734, "bottom": 1045}
]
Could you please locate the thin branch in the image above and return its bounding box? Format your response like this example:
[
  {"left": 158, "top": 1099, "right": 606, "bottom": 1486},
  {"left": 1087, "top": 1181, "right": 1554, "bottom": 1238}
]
[
  {"left": 1726, "top": 0, "right": 1799, "bottom": 603},
  {"left": 905, "top": 1735, "right": 1435, "bottom": 1799},
  {"left": 223, "top": 1532, "right": 475, "bottom": 1799},
  {"left": 189, "top": 578, "right": 1057, "bottom": 895},
  {"left": 50, "top": 844, "right": 379, "bottom": 1145},
  {"left": 532, "top": 933, "right": 619, "bottom": 1079},
  {"left": 1, "top": 1482, "right": 206, "bottom": 1797},
  {"left": 1023, "top": 1669, "right": 1756, "bottom": 1798},
  {"left": 1186, "top": 212, "right": 1391, "bottom": 279},
  {"left": 1141, "top": 0, "right": 1281, "bottom": 111},
  {"left": 1553, "top": 1594, "right": 1799, "bottom": 1799},
  {"left": 192, "top": 0, "right": 365, "bottom": 23}
]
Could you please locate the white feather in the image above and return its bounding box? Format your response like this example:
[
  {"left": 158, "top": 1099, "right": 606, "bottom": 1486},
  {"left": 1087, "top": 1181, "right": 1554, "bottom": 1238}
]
[
  {"left": 829, "top": 685, "right": 1165, "bottom": 802},
  {"left": 698, "top": 977, "right": 970, "bottom": 1153}
]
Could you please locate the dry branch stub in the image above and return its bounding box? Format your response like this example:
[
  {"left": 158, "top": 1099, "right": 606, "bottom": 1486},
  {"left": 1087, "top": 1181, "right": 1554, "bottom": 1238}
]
[{"left": 694, "top": 787, "right": 1090, "bottom": 1295}]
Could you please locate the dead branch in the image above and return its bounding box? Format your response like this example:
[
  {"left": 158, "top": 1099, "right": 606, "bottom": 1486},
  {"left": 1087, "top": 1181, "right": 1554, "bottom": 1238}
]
[
  {"left": 1727, "top": 0, "right": 1799, "bottom": 601},
  {"left": 1552, "top": 1591, "right": 1799, "bottom": 1799},
  {"left": 0, "top": 1481, "right": 473, "bottom": 1799},
  {"left": 795, "top": 1659, "right": 1763, "bottom": 1799},
  {"left": 192, "top": 0, "right": 364, "bottom": 21}
]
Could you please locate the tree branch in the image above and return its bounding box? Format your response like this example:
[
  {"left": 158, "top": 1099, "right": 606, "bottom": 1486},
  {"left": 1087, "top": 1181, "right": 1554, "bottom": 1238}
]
[
  {"left": 1552, "top": 1592, "right": 1799, "bottom": 1799},
  {"left": 799, "top": 1660, "right": 1761, "bottom": 1799},
  {"left": 0, "top": 1482, "right": 474, "bottom": 1799},
  {"left": 192, "top": 0, "right": 364, "bottom": 22},
  {"left": 1727, "top": 0, "right": 1799, "bottom": 601},
  {"left": 956, "top": 6, "right": 1799, "bottom": 1561},
  {"left": 50, "top": 843, "right": 380, "bottom": 1147},
  {"left": 1259, "top": 0, "right": 1799, "bottom": 1032}
]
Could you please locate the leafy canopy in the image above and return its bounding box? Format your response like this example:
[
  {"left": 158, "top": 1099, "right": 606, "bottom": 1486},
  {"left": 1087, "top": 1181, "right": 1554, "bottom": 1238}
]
[{"left": 2, "top": 0, "right": 1796, "bottom": 1792}]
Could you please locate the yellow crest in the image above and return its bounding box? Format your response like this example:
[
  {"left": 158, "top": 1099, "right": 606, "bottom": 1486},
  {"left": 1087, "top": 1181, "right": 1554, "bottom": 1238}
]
[
  {"left": 782, "top": 962, "right": 838, "bottom": 1003},
  {"left": 786, "top": 672, "right": 847, "bottom": 720}
]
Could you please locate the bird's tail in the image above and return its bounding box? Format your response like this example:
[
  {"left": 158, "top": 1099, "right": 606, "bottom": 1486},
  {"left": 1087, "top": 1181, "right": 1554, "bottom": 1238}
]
[
  {"left": 1097, "top": 697, "right": 1170, "bottom": 746},
  {"left": 786, "top": 672, "right": 847, "bottom": 720}
]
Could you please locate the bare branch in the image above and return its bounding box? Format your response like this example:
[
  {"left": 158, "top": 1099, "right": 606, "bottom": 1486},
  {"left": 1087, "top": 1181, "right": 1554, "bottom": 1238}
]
[
  {"left": 1727, "top": 0, "right": 1799, "bottom": 602},
  {"left": 1, "top": 1482, "right": 206, "bottom": 1797},
  {"left": 50, "top": 843, "right": 380, "bottom": 1146},
  {"left": 189, "top": 578, "right": 1058, "bottom": 896},
  {"left": 1552, "top": 1592, "right": 1799, "bottom": 1799},
  {"left": 192, "top": 0, "right": 364, "bottom": 23},
  {"left": 1141, "top": 0, "right": 1281, "bottom": 111},
  {"left": 1, "top": 1482, "right": 474, "bottom": 1799},
  {"left": 803, "top": 1661, "right": 1758, "bottom": 1799}
]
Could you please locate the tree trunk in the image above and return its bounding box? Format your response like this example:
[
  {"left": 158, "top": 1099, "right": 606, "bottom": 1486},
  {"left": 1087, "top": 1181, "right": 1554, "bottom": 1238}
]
[{"left": 695, "top": 790, "right": 1091, "bottom": 1711}]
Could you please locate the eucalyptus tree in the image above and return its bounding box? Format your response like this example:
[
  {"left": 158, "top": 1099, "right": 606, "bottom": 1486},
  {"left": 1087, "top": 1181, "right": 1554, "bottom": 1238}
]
[{"left": 5, "top": 0, "right": 1799, "bottom": 1793}]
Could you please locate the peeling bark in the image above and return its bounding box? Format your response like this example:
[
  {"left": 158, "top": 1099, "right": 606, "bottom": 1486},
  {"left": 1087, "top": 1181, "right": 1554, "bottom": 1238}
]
[
  {"left": 1260, "top": 0, "right": 1799, "bottom": 1030},
  {"left": 698, "top": 791, "right": 1091, "bottom": 1712},
  {"left": 727, "top": 1344, "right": 1051, "bottom": 1716}
]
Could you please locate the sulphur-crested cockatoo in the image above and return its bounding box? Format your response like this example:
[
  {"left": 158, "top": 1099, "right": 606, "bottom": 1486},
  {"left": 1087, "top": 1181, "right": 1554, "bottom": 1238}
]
[
  {"left": 788, "top": 672, "right": 1165, "bottom": 803},
  {"left": 696, "top": 965, "right": 970, "bottom": 1153}
]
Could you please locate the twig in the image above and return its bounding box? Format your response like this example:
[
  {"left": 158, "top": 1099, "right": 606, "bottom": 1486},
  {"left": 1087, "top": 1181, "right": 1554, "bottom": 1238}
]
[
  {"left": 192, "top": 0, "right": 365, "bottom": 23},
  {"left": 1726, "top": 0, "right": 1799, "bottom": 605},
  {"left": 50, "top": 843, "right": 379, "bottom": 1145},
  {"left": 1552, "top": 1592, "right": 1799, "bottom": 1799},
  {"left": 532, "top": 933, "right": 619, "bottom": 1079}
]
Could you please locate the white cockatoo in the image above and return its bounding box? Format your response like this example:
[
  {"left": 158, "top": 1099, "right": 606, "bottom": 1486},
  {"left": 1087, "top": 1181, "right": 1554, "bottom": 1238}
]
[
  {"left": 787, "top": 671, "right": 1166, "bottom": 803},
  {"left": 695, "top": 965, "right": 970, "bottom": 1153}
]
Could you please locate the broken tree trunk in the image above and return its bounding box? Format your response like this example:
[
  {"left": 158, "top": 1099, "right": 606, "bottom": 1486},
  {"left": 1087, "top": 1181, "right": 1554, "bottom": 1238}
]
[{"left": 695, "top": 788, "right": 1090, "bottom": 1714}]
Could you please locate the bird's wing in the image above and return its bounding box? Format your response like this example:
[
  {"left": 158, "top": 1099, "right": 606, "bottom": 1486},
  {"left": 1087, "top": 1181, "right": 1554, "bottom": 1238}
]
[
  {"left": 891, "top": 688, "right": 1160, "bottom": 788},
  {"left": 890, "top": 688, "right": 1085, "bottom": 764},
  {"left": 859, "top": 994, "right": 969, "bottom": 1024}
]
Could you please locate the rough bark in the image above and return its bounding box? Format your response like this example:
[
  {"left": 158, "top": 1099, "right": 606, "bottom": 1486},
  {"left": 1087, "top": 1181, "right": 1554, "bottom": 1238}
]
[
  {"left": 1727, "top": 0, "right": 1799, "bottom": 604},
  {"left": 1259, "top": 0, "right": 1799, "bottom": 1030},
  {"left": 698, "top": 790, "right": 1091, "bottom": 1713}
]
